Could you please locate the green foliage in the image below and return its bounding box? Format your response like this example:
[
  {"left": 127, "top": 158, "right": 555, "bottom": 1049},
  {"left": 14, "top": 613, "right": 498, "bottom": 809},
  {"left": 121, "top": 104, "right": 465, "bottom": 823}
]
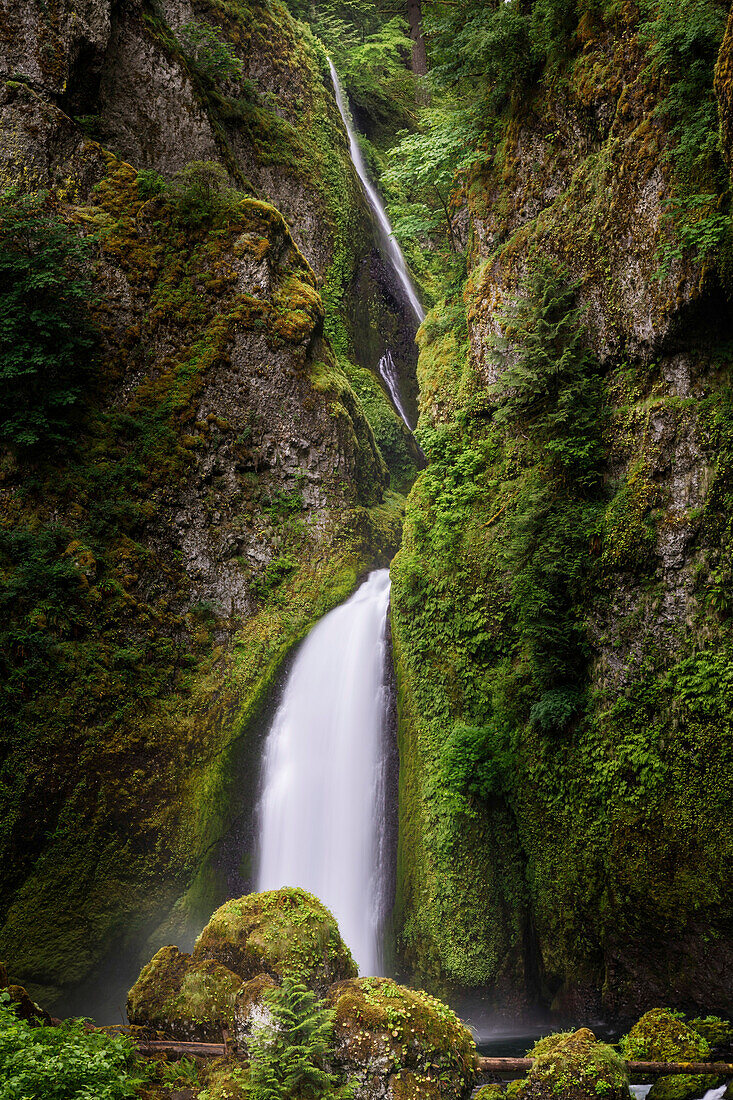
[
  {"left": 426, "top": 0, "right": 576, "bottom": 108},
  {"left": 640, "top": 0, "right": 730, "bottom": 269},
  {"left": 180, "top": 19, "right": 244, "bottom": 84},
  {"left": 158, "top": 1056, "right": 201, "bottom": 1085},
  {"left": 251, "top": 556, "right": 299, "bottom": 600},
  {"left": 640, "top": 0, "right": 727, "bottom": 191},
  {"left": 490, "top": 260, "right": 605, "bottom": 493},
  {"left": 325, "top": 18, "right": 414, "bottom": 129},
  {"left": 0, "top": 189, "right": 96, "bottom": 448},
  {"left": 489, "top": 260, "right": 606, "bottom": 697},
  {"left": 0, "top": 525, "right": 87, "bottom": 725},
  {"left": 246, "top": 971, "right": 346, "bottom": 1100},
  {"left": 135, "top": 168, "right": 168, "bottom": 198},
  {"left": 439, "top": 721, "right": 513, "bottom": 811},
  {"left": 0, "top": 993, "right": 142, "bottom": 1099},
  {"left": 171, "top": 161, "right": 243, "bottom": 226},
  {"left": 383, "top": 107, "right": 486, "bottom": 252}
]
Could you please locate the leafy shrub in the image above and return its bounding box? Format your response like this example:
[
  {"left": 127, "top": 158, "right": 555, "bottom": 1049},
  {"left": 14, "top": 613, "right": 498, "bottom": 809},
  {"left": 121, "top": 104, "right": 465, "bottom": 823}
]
[
  {"left": 179, "top": 19, "right": 244, "bottom": 85},
  {"left": 171, "top": 161, "right": 242, "bottom": 226},
  {"left": 0, "top": 992, "right": 142, "bottom": 1100},
  {"left": 439, "top": 721, "right": 514, "bottom": 810},
  {"left": 136, "top": 168, "right": 168, "bottom": 198},
  {"left": 0, "top": 189, "right": 97, "bottom": 448}
]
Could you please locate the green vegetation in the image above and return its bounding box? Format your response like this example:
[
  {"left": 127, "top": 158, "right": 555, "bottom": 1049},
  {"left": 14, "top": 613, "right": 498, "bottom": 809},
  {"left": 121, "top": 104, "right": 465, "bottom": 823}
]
[
  {"left": 180, "top": 19, "right": 245, "bottom": 84},
  {"left": 245, "top": 971, "right": 345, "bottom": 1100},
  {"left": 0, "top": 992, "right": 142, "bottom": 1100},
  {"left": 512, "top": 1029, "right": 630, "bottom": 1100},
  {"left": 0, "top": 190, "right": 96, "bottom": 448},
  {"left": 620, "top": 1009, "right": 718, "bottom": 1100}
]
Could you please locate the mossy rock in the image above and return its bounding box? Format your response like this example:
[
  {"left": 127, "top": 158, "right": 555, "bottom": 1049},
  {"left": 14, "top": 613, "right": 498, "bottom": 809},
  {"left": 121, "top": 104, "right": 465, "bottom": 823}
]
[
  {"left": 474, "top": 1086, "right": 504, "bottom": 1100},
  {"left": 620, "top": 1009, "right": 717, "bottom": 1100},
  {"left": 327, "top": 976, "right": 476, "bottom": 1099},
  {"left": 513, "top": 1029, "right": 629, "bottom": 1100},
  {"left": 193, "top": 888, "right": 357, "bottom": 993},
  {"left": 197, "top": 1061, "right": 250, "bottom": 1099},
  {"left": 127, "top": 945, "right": 243, "bottom": 1041},
  {"left": 689, "top": 1016, "right": 733, "bottom": 1052}
]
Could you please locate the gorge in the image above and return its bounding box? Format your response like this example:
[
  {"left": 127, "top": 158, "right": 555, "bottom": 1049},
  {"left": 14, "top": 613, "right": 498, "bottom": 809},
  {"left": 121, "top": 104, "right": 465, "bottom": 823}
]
[{"left": 1, "top": 0, "right": 733, "bottom": 1094}]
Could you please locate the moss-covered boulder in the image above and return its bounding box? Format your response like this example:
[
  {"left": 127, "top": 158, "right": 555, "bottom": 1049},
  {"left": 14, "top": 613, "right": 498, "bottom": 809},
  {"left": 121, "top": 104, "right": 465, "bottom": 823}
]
[
  {"left": 474, "top": 1087, "right": 504, "bottom": 1100},
  {"left": 193, "top": 888, "right": 357, "bottom": 994},
  {"left": 620, "top": 1008, "right": 717, "bottom": 1100},
  {"left": 512, "top": 1029, "right": 629, "bottom": 1100},
  {"left": 327, "top": 977, "right": 476, "bottom": 1099},
  {"left": 689, "top": 1016, "right": 733, "bottom": 1053},
  {"left": 127, "top": 945, "right": 243, "bottom": 1041}
]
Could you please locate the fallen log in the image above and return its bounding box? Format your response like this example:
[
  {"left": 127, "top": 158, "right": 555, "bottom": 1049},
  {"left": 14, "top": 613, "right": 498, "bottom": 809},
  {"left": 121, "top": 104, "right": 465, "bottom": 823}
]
[
  {"left": 477, "top": 1057, "right": 733, "bottom": 1076},
  {"left": 136, "top": 1039, "right": 229, "bottom": 1057}
]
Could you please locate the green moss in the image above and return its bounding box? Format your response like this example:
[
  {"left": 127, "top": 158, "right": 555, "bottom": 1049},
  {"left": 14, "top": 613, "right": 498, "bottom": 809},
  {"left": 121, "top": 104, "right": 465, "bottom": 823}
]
[
  {"left": 688, "top": 1016, "right": 733, "bottom": 1049},
  {"left": 193, "top": 888, "right": 357, "bottom": 991},
  {"left": 514, "top": 1030, "right": 629, "bottom": 1100},
  {"left": 620, "top": 1010, "right": 718, "bottom": 1100},
  {"left": 127, "top": 946, "right": 243, "bottom": 1040},
  {"left": 328, "top": 976, "right": 476, "bottom": 1097}
]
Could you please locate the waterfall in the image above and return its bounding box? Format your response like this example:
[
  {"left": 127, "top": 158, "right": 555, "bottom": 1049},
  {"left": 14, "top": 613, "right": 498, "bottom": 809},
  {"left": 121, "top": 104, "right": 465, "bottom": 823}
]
[
  {"left": 379, "top": 350, "right": 414, "bottom": 429},
  {"left": 329, "top": 61, "right": 424, "bottom": 325},
  {"left": 256, "top": 570, "right": 393, "bottom": 976}
]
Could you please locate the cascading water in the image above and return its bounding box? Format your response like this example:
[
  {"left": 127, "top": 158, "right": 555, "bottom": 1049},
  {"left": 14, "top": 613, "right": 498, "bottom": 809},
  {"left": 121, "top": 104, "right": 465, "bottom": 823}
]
[
  {"left": 256, "top": 570, "right": 394, "bottom": 976},
  {"left": 379, "top": 349, "right": 414, "bottom": 429},
  {"left": 328, "top": 59, "right": 423, "bottom": 430},
  {"left": 329, "top": 60, "right": 424, "bottom": 326}
]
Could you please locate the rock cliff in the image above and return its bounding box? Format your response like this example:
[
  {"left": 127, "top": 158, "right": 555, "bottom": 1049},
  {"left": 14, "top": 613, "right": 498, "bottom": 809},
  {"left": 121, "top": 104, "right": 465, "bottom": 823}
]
[
  {"left": 391, "top": 0, "right": 733, "bottom": 1018},
  {"left": 0, "top": 0, "right": 415, "bottom": 1009}
]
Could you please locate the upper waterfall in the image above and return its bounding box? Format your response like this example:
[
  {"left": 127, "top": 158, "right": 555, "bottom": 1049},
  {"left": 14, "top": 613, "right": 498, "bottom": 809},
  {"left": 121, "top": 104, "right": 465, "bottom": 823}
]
[
  {"left": 256, "top": 570, "right": 394, "bottom": 976},
  {"left": 328, "top": 59, "right": 425, "bottom": 326}
]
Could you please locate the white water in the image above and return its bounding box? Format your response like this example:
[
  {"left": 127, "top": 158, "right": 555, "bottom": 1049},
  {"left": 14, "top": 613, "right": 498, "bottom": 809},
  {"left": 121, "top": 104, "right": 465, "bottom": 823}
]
[
  {"left": 379, "top": 350, "right": 414, "bottom": 429},
  {"left": 256, "top": 570, "right": 393, "bottom": 976},
  {"left": 328, "top": 59, "right": 425, "bottom": 326},
  {"left": 631, "top": 1086, "right": 727, "bottom": 1100}
]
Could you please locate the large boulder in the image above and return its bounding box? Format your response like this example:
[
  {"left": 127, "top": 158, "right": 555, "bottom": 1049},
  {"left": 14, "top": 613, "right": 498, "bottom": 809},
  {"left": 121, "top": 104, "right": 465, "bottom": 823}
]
[
  {"left": 192, "top": 888, "right": 357, "bottom": 994},
  {"left": 327, "top": 977, "right": 476, "bottom": 1100},
  {"left": 620, "top": 1008, "right": 717, "bottom": 1100},
  {"left": 511, "top": 1029, "right": 629, "bottom": 1100},
  {"left": 127, "top": 945, "right": 243, "bottom": 1041}
]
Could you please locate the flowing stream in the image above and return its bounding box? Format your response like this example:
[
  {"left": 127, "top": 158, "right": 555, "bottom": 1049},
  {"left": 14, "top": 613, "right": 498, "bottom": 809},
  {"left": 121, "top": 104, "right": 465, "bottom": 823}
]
[
  {"left": 328, "top": 59, "right": 423, "bottom": 429},
  {"left": 256, "top": 570, "right": 394, "bottom": 976}
]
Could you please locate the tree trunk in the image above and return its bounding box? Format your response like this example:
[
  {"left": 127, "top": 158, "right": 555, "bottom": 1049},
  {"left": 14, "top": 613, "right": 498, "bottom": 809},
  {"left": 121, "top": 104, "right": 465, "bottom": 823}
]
[{"left": 407, "top": 0, "right": 428, "bottom": 76}]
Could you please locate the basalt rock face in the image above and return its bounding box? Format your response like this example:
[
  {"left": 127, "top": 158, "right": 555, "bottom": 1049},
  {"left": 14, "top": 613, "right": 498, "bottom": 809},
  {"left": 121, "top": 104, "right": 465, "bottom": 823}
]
[
  {"left": 0, "top": 0, "right": 412, "bottom": 1009},
  {"left": 391, "top": 0, "right": 733, "bottom": 1019}
]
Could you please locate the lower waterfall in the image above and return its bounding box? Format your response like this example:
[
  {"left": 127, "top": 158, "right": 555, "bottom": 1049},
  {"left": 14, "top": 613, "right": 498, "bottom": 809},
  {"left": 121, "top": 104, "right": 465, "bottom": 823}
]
[{"left": 255, "top": 570, "right": 394, "bottom": 976}]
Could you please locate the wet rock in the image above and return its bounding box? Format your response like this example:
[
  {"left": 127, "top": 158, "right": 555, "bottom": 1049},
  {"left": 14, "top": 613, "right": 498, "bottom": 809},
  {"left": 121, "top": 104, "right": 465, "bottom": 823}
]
[
  {"left": 327, "top": 976, "right": 476, "bottom": 1100},
  {"left": 620, "top": 1008, "right": 719, "bottom": 1100},
  {"left": 512, "top": 1029, "right": 629, "bottom": 1100},
  {"left": 193, "top": 887, "right": 357, "bottom": 994},
  {"left": 5, "top": 984, "right": 53, "bottom": 1027}
]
